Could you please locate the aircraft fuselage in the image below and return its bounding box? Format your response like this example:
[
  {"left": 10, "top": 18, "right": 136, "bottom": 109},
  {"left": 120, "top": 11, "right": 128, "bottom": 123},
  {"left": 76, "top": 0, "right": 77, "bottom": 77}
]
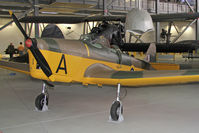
[{"left": 29, "top": 38, "right": 143, "bottom": 84}]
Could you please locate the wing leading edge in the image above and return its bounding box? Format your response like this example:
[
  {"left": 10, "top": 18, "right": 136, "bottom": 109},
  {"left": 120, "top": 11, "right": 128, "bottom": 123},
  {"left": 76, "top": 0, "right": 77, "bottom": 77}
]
[
  {"left": 19, "top": 12, "right": 199, "bottom": 23},
  {"left": 0, "top": 60, "right": 30, "bottom": 75},
  {"left": 84, "top": 63, "right": 199, "bottom": 86}
]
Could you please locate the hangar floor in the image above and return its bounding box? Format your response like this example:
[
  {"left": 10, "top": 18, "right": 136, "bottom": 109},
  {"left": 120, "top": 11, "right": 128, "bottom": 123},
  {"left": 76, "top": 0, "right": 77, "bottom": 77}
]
[{"left": 0, "top": 68, "right": 199, "bottom": 133}]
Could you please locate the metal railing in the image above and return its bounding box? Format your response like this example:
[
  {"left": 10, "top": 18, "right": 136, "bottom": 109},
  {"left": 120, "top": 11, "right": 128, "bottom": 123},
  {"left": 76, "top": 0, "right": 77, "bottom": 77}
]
[
  {"left": 56, "top": 0, "right": 194, "bottom": 13},
  {"left": 147, "top": 1, "right": 193, "bottom": 13}
]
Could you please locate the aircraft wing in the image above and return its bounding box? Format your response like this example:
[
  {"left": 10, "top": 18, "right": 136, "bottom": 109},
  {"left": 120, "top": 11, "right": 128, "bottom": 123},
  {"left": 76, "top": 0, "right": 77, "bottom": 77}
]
[
  {"left": 19, "top": 15, "right": 125, "bottom": 23},
  {"left": 121, "top": 42, "right": 197, "bottom": 53},
  {"left": 84, "top": 64, "right": 199, "bottom": 86},
  {"left": 19, "top": 16, "right": 86, "bottom": 24},
  {"left": 0, "top": 60, "right": 30, "bottom": 75},
  {"left": 151, "top": 12, "right": 199, "bottom": 22},
  {"left": 18, "top": 12, "right": 199, "bottom": 23}
]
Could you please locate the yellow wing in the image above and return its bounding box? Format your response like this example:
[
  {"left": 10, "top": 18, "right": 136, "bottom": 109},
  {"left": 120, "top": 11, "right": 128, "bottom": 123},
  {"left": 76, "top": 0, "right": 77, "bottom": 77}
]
[
  {"left": 83, "top": 63, "right": 199, "bottom": 86},
  {"left": 0, "top": 60, "right": 30, "bottom": 75}
]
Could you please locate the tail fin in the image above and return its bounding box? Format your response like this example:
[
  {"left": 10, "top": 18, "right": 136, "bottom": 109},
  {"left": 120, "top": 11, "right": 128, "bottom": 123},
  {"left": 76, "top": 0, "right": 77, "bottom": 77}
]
[{"left": 144, "top": 42, "right": 156, "bottom": 62}]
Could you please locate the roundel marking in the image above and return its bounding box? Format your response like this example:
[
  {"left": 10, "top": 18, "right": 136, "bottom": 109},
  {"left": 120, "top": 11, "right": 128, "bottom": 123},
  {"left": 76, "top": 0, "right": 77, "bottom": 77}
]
[{"left": 131, "top": 67, "right": 134, "bottom": 71}]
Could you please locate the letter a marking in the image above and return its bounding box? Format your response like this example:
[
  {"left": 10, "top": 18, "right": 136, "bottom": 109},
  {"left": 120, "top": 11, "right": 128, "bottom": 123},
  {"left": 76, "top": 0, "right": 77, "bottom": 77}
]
[{"left": 56, "top": 54, "right": 67, "bottom": 74}]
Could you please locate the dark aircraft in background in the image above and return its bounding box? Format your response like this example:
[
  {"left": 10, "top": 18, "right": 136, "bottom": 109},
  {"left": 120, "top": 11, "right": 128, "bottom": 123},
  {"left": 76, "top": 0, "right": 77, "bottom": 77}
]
[{"left": 121, "top": 40, "right": 199, "bottom": 54}]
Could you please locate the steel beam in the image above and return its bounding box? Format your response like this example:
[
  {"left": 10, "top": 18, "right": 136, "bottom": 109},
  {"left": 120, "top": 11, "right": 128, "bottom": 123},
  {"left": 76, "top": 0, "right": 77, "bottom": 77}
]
[
  {"left": 185, "top": 0, "right": 194, "bottom": 12},
  {"left": 0, "top": 7, "right": 33, "bottom": 31},
  {"left": 196, "top": 0, "right": 199, "bottom": 40},
  {"left": 172, "top": 19, "right": 197, "bottom": 43},
  {"left": 173, "top": 22, "right": 180, "bottom": 34},
  {"left": 135, "top": 35, "right": 143, "bottom": 43},
  {"left": 87, "top": 22, "right": 92, "bottom": 32},
  {"left": 83, "top": 22, "right": 86, "bottom": 35},
  {"left": 0, "top": 21, "right": 13, "bottom": 31},
  {"left": 129, "top": 34, "right": 132, "bottom": 43},
  {"left": 103, "top": 0, "right": 108, "bottom": 15},
  {"left": 25, "top": 23, "right": 27, "bottom": 43},
  {"left": 135, "top": 0, "right": 141, "bottom": 9},
  {"left": 155, "top": 0, "right": 160, "bottom": 43},
  {"left": 166, "top": 22, "right": 172, "bottom": 44},
  {"left": 34, "top": 0, "right": 39, "bottom": 38},
  {"left": 130, "top": 32, "right": 144, "bottom": 43},
  {"left": 28, "top": 23, "right": 33, "bottom": 37},
  {"left": 107, "top": 0, "right": 117, "bottom": 8}
]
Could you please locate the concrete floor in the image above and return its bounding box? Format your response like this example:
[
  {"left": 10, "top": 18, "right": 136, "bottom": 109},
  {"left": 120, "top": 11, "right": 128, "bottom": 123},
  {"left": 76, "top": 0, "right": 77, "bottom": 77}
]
[{"left": 1, "top": 68, "right": 199, "bottom": 133}]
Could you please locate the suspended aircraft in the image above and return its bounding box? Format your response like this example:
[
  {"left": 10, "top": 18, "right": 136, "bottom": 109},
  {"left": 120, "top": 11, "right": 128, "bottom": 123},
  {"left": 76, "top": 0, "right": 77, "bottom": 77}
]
[
  {"left": 2, "top": 9, "right": 199, "bottom": 122},
  {"left": 19, "top": 11, "right": 199, "bottom": 23},
  {"left": 18, "top": 8, "right": 199, "bottom": 54}
]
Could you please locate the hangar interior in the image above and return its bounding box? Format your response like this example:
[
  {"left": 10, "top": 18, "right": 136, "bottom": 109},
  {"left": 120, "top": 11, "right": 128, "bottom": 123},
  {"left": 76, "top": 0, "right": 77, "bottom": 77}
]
[
  {"left": 1, "top": 0, "right": 199, "bottom": 133},
  {"left": 0, "top": 0, "right": 197, "bottom": 55}
]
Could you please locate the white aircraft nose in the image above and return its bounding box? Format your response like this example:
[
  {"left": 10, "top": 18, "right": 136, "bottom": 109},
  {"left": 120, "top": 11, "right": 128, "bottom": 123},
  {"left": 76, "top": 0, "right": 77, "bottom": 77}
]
[{"left": 125, "top": 8, "right": 154, "bottom": 35}]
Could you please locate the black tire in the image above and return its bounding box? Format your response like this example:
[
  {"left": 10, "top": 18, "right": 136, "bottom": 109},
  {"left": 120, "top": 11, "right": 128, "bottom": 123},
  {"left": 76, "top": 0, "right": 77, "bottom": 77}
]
[
  {"left": 35, "top": 93, "right": 48, "bottom": 111},
  {"left": 110, "top": 101, "right": 123, "bottom": 121}
]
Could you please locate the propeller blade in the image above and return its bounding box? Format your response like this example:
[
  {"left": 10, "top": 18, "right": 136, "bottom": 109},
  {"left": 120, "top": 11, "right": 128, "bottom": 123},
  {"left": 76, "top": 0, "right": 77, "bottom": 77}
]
[
  {"left": 9, "top": 11, "right": 29, "bottom": 40},
  {"left": 25, "top": 39, "right": 54, "bottom": 81},
  {"left": 9, "top": 11, "right": 54, "bottom": 81}
]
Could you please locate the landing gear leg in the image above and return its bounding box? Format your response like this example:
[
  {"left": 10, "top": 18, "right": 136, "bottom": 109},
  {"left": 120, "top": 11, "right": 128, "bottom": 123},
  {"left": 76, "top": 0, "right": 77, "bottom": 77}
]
[
  {"left": 109, "top": 83, "right": 124, "bottom": 122},
  {"left": 35, "top": 82, "right": 49, "bottom": 111}
]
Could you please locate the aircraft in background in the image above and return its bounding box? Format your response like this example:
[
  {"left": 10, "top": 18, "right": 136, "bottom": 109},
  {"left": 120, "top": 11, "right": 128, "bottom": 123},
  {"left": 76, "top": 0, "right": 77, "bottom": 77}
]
[
  {"left": 2, "top": 10, "right": 199, "bottom": 122},
  {"left": 19, "top": 10, "right": 199, "bottom": 54},
  {"left": 121, "top": 16, "right": 199, "bottom": 54},
  {"left": 19, "top": 11, "right": 199, "bottom": 24},
  {"left": 31, "top": 18, "right": 199, "bottom": 56},
  {"left": 16, "top": 8, "right": 199, "bottom": 54},
  {"left": 121, "top": 40, "right": 199, "bottom": 54}
]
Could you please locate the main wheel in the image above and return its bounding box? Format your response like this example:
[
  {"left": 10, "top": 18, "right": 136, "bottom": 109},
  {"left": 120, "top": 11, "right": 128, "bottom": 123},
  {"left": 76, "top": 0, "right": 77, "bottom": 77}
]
[
  {"left": 35, "top": 93, "right": 48, "bottom": 111},
  {"left": 110, "top": 101, "right": 123, "bottom": 121}
]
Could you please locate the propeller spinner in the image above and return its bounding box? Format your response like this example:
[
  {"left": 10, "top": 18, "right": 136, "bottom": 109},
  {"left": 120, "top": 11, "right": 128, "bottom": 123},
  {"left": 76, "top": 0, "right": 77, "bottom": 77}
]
[{"left": 9, "top": 11, "right": 54, "bottom": 81}]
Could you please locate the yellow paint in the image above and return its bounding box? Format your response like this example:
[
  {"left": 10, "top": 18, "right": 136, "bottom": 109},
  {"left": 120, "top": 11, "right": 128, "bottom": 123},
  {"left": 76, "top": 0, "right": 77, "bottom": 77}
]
[
  {"left": 0, "top": 54, "right": 2, "bottom": 59},
  {"left": 84, "top": 44, "right": 90, "bottom": 57},
  {"left": 8, "top": 10, "right": 13, "bottom": 15},
  {"left": 85, "top": 75, "right": 199, "bottom": 87},
  {"left": 28, "top": 50, "right": 137, "bottom": 83},
  {"left": 98, "top": 84, "right": 102, "bottom": 87},
  {"left": 49, "top": 75, "right": 55, "bottom": 82},
  {"left": 150, "top": 62, "right": 179, "bottom": 70},
  {"left": 27, "top": 49, "right": 199, "bottom": 87},
  {"left": 0, "top": 65, "right": 30, "bottom": 75}
]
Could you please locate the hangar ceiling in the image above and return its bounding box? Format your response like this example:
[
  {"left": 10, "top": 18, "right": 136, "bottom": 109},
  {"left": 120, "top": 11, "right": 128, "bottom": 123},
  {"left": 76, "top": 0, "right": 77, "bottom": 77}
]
[
  {"left": 0, "top": 0, "right": 48, "bottom": 17},
  {"left": 0, "top": 0, "right": 194, "bottom": 20},
  {"left": 0, "top": 0, "right": 129, "bottom": 19}
]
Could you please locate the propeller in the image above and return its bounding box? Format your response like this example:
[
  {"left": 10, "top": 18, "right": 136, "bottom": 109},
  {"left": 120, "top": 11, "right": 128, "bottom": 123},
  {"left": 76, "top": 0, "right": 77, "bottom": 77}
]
[{"left": 9, "top": 11, "right": 54, "bottom": 81}]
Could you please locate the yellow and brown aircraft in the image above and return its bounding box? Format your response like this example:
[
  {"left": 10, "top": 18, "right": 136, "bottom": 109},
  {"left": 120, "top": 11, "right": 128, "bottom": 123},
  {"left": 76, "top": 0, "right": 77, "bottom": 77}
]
[{"left": 1, "top": 11, "right": 199, "bottom": 122}]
